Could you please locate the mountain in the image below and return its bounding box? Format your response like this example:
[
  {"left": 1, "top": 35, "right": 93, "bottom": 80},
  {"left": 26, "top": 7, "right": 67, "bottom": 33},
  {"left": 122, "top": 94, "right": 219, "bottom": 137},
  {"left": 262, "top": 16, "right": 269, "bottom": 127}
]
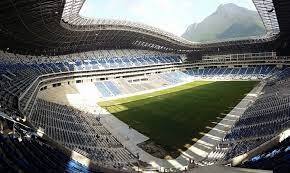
[{"left": 182, "top": 3, "right": 265, "bottom": 42}]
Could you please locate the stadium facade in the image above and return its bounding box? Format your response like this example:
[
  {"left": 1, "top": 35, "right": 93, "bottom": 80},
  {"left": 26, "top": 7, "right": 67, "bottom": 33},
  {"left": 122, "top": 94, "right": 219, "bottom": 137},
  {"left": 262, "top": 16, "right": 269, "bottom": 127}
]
[{"left": 0, "top": 0, "right": 290, "bottom": 172}]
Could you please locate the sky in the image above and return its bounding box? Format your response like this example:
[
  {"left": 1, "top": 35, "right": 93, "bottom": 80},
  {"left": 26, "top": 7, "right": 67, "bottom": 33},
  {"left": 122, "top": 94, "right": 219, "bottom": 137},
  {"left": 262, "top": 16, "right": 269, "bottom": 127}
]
[{"left": 80, "top": 0, "right": 256, "bottom": 36}]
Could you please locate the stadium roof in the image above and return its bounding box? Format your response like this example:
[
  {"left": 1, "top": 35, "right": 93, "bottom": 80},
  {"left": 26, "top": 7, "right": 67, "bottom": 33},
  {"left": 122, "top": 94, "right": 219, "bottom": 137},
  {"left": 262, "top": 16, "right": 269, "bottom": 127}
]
[{"left": 0, "top": 0, "right": 289, "bottom": 56}]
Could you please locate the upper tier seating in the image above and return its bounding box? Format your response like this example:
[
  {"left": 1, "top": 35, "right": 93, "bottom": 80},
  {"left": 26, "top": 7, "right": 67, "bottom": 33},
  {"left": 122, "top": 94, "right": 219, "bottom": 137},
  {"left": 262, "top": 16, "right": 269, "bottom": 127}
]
[
  {"left": 185, "top": 66, "right": 279, "bottom": 80},
  {"left": 65, "top": 55, "right": 181, "bottom": 71},
  {"left": 0, "top": 55, "right": 181, "bottom": 115}
]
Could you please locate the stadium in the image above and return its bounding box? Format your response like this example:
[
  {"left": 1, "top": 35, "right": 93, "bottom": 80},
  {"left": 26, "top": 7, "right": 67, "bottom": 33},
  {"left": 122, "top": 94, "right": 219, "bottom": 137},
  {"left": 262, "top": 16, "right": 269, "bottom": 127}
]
[{"left": 0, "top": 0, "right": 290, "bottom": 172}]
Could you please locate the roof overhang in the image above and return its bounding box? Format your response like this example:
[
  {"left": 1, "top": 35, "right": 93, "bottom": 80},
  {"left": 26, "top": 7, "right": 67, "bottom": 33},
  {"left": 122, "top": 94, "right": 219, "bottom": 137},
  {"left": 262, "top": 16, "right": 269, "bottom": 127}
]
[{"left": 0, "top": 0, "right": 287, "bottom": 56}]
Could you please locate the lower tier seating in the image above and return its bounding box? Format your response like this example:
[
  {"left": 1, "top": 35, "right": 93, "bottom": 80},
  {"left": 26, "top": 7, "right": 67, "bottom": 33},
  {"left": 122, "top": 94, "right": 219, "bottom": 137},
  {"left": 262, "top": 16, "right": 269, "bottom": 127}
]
[
  {"left": 202, "top": 71, "right": 290, "bottom": 165},
  {"left": 240, "top": 137, "right": 290, "bottom": 172},
  {"left": 93, "top": 66, "right": 281, "bottom": 99},
  {"left": 29, "top": 99, "right": 137, "bottom": 170},
  {"left": 0, "top": 134, "right": 101, "bottom": 172}
]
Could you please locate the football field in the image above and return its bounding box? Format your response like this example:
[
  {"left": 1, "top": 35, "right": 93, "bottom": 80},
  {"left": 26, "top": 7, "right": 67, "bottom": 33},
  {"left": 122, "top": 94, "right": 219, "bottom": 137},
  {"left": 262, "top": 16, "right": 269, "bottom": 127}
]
[{"left": 99, "top": 81, "right": 257, "bottom": 157}]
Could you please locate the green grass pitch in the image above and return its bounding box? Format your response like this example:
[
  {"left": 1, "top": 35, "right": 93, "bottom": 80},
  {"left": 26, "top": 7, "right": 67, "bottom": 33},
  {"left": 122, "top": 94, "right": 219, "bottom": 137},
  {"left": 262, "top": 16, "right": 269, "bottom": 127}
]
[{"left": 99, "top": 81, "right": 258, "bottom": 156}]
